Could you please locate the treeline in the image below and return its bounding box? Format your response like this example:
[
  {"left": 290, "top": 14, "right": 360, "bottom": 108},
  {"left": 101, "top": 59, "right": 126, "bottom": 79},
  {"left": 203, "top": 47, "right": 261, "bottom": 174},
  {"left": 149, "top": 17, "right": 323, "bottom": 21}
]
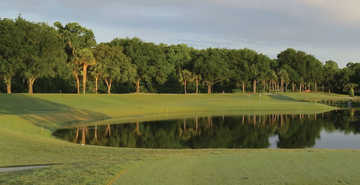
[{"left": 1, "top": 17, "right": 359, "bottom": 95}]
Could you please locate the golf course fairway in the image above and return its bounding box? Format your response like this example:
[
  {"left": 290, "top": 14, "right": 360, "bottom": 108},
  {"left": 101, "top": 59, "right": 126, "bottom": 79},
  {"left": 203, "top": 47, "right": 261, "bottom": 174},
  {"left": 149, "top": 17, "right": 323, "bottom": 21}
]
[{"left": 1, "top": 93, "right": 359, "bottom": 185}]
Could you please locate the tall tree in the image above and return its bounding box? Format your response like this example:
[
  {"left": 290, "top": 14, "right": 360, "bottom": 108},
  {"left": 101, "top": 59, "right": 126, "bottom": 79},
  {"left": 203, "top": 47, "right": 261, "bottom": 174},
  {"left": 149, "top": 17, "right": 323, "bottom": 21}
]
[
  {"left": 236, "top": 49, "right": 258, "bottom": 93},
  {"left": 90, "top": 57, "right": 103, "bottom": 94},
  {"left": 54, "top": 22, "right": 96, "bottom": 94},
  {"left": 266, "top": 70, "right": 278, "bottom": 92},
  {"left": 278, "top": 68, "right": 290, "bottom": 92},
  {"left": 194, "top": 48, "right": 231, "bottom": 94},
  {"left": 228, "top": 49, "right": 250, "bottom": 93},
  {"left": 323, "top": 60, "right": 339, "bottom": 93},
  {"left": 78, "top": 48, "right": 95, "bottom": 94},
  {"left": 18, "top": 19, "right": 66, "bottom": 94},
  {"left": 277, "top": 48, "right": 322, "bottom": 92},
  {"left": 179, "top": 69, "right": 194, "bottom": 94},
  {"left": 0, "top": 18, "right": 23, "bottom": 94},
  {"left": 344, "top": 83, "right": 358, "bottom": 97},
  {"left": 305, "top": 54, "right": 323, "bottom": 92},
  {"left": 166, "top": 44, "right": 192, "bottom": 93},
  {"left": 344, "top": 63, "right": 360, "bottom": 95},
  {"left": 248, "top": 51, "right": 272, "bottom": 93},
  {"left": 111, "top": 38, "right": 174, "bottom": 93},
  {"left": 93, "top": 43, "right": 136, "bottom": 94},
  {"left": 189, "top": 49, "right": 203, "bottom": 94}
]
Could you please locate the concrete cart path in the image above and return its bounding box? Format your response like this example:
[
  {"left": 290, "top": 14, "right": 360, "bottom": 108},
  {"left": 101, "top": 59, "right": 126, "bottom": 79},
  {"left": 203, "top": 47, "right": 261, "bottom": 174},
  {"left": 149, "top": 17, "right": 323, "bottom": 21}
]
[{"left": 0, "top": 165, "right": 51, "bottom": 173}]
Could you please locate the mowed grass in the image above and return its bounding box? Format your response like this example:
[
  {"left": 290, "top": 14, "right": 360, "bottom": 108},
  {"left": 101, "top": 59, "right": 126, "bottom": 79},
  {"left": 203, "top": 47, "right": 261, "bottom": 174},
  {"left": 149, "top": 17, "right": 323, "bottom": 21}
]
[
  {"left": 0, "top": 93, "right": 359, "bottom": 185},
  {"left": 0, "top": 93, "right": 335, "bottom": 128},
  {"left": 114, "top": 150, "right": 360, "bottom": 185},
  {"left": 283, "top": 92, "right": 360, "bottom": 102}
]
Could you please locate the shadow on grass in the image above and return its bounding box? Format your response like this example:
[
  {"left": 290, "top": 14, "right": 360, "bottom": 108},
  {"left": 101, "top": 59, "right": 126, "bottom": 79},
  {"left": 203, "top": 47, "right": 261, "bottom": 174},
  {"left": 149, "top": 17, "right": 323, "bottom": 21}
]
[
  {"left": 0, "top": 94, "right": 110, "bottom": 130},
  {"left": 268, "top": 94, "right": 307, "bottom": 102}
]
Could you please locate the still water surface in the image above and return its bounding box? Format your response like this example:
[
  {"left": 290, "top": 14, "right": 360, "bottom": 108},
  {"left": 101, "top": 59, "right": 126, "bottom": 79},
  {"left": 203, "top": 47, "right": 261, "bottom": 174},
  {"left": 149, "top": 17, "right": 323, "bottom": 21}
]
[{"left": 53, "top": 109, "right": 360, "bottom": 149}]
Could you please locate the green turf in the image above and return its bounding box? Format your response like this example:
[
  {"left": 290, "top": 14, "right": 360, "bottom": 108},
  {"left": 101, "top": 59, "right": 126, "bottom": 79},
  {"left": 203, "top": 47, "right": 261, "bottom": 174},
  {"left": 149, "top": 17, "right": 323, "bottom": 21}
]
[
  {"left": 0, "top": 93, "right": 335, "bottom": 128},
  {"left": 0, "top": 93, "right": 359, "bottom": 185},
  {"left": 114, "top": 150, "right": 360, "bottom": 185},
  {"left": 282, "top": 92, "right": 360, "bottom": 102}
]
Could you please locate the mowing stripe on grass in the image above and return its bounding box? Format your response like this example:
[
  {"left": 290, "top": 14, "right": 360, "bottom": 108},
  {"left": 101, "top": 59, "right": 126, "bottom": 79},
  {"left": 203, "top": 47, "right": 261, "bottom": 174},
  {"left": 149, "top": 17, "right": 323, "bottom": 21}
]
[{"left": 106, "top": 170, "right": 127, "bottom": 185}]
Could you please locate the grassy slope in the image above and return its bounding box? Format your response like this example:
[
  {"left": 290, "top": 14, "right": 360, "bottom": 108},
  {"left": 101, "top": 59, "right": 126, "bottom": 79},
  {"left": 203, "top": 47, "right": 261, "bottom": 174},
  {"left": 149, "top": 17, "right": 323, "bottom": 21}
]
[
  {"left": 0, "top": 93, "right": 335, "bottom": 128},
  {"left": 0, "top": 93, "right": 359, "bottom": 185},
  {"left": 284, "top": 92, "right": 360, "bottom": 102}
]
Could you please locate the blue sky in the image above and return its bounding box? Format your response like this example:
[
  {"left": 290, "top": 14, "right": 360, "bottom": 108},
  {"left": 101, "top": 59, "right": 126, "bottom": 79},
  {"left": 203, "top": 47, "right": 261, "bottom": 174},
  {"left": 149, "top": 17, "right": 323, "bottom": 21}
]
[{"left": 1, "top": 0, "right": 359, "bottom": 67}]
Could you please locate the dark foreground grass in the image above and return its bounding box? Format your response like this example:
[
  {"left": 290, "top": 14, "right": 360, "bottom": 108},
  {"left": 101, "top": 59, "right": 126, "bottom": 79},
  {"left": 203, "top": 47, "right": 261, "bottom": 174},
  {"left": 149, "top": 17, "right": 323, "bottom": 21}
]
[
  {"left": 0, "top": 93, "right": 359, "bottom": 185},
  {"left": 114, "top": 150, "right": 360, "bottom": 185}
]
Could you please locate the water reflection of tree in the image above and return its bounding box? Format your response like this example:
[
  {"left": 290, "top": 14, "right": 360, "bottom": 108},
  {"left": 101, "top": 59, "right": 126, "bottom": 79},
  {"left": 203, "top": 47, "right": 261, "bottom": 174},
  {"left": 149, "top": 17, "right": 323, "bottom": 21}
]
[
  {"left": 53, "top": 110, "right": 360, "bottom": 149},
  {"left": 323, "top": 109, "right": 360, "bottom": 134},
  {"left": 277, "top": 118, "right": 322, "bottom": 148}
]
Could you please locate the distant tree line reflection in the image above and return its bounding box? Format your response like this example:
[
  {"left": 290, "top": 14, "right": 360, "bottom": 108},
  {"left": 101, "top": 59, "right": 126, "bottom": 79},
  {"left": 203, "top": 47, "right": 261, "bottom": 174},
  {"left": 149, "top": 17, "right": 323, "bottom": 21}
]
[{"left": 53, "top": 110, "right": 360, "bottom": 149}]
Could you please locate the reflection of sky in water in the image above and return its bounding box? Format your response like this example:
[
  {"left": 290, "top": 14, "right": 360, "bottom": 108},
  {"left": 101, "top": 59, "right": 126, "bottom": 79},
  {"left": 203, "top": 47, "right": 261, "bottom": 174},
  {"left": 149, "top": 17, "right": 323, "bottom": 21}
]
[
  {"left": 314, "top": 130, "right": 360, "bottom": 149},
  {"left": 269, "top": 135, "right": 279, "bottom": 149},
  {"left": 268, "top": 130, "right": 360, "bottom": 149}
]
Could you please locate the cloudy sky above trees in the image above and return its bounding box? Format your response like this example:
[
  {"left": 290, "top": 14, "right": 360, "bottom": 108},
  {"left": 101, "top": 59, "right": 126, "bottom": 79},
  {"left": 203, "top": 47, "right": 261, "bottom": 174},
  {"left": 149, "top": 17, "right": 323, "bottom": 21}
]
[{"left": 1, "top": 0, "right": 359, "bottom": 67}]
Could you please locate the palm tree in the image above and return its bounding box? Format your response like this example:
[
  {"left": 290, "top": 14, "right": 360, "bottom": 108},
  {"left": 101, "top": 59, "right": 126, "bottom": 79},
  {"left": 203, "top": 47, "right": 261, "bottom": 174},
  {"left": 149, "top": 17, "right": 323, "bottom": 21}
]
[
  {"left": 78, "top": 48, "right": 96, "bottom": 94},
  {"left": 278, "top": 69, "right": 289, "bottom": 92},
  {"left": 179, "top": 69, "right": 194, "bottom": 94},
  {"left": 344, "top": 83, "right": 358, "bottom": 97}
]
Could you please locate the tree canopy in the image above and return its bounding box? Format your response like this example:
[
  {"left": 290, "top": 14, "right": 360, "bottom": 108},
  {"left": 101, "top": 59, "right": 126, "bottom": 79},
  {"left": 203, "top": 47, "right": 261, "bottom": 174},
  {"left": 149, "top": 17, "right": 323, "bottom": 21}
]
[{"left": 0, "top": 17, "right": 359, "bottom": 95}]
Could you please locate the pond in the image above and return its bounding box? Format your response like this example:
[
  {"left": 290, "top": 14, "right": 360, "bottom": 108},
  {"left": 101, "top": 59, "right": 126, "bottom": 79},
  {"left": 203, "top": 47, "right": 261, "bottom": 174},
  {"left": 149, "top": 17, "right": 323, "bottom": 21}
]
[{"left": 53, "top": 109, "right": 360, "bottom": 149}]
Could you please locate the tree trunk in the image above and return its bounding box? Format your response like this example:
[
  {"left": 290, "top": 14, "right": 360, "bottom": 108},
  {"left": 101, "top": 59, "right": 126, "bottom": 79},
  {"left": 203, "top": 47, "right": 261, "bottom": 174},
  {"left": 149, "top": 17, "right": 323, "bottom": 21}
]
[
  {"left": 105, "top": 124, "right": 111, "bottom": 136},
  {"left": 299, "top": 83, "right": 302, "bottom": 93},
  {"left": 5, "top": 77, "right": 11, "bottom": 94},
  {"left": 253, "top": 80, "right": 257, "bottom": 94},
  {"left": 28, "top": 78, "right": 36, "bottom": 94},
  {"left": 292, "top": 82, "right": 295, "bottom": 92},
  {"left": 95, "top": 75, "right": 99, "bottom": 94},
  {"left": 207, "top": 83, "right": 211, "bottom": 94},
  {"left": 82, "top": 64, "right": 88, "bottom": 95},
  {"left": 242, "top": 81, "right": 245, "bottom": 93},
  {"left": 314, "top": 81, "right": 318, "bottom": 92},
  {"left": 81, "top": 127, "right": 86, "bottom": 145},
  {"left": 195, "top": 78, "right": 199, "bottom": 94},
  {"left": 94, "top": 126, "right": 98, "bottom": 141},
  {"left": 184, "top": 80, "right": 187, "bottom": 94},
  {"left": 195, "top": 116, "right": 198, "bottom": 133},
  {"left": 73, "top": 71, "right": 80, "bottom": 94},
  {"left": 135, "top": 120, "right": 141, "bottom": 136},
  {"left": 183, "top": 119, "right": 187, "bottom": 132},
  {"left": 75, "top": 128, "right": 79, "bottom": 143},
  {"left": 285, "top": 82, "right": 288, "bottom": 92},
  {"left": 207, "top": 116, "right": 212, "bottom": 128},
  {"left": 105, "top": 79, "right": 112, "bottom": 94},
  {"left": 136, "top": 79, "right": 140, "bottom": 93},
  {"left": 263, "top": 80, "right": 266, "bottom": 92},
  {"left": 6, "top": 81, "right": 11, "bottom": 94}
]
